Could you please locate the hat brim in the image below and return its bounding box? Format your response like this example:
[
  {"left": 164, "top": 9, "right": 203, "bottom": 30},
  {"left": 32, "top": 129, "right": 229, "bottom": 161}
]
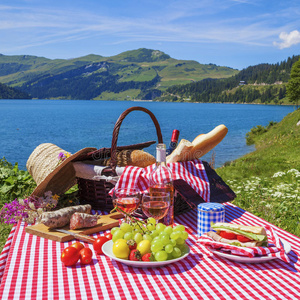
[{"left": 31, "top": 147, "right": 97, "bottom": 197}]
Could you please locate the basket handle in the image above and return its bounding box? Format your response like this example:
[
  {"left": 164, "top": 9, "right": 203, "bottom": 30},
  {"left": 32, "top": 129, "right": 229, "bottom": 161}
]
[{"left": 110, "top": 106, "right": 163, "bottom": 170}]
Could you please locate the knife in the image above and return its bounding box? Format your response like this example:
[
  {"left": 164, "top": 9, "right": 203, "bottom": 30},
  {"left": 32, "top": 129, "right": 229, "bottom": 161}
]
[{"left": 55, "top": 229, "right": 96, "bottom": 244}]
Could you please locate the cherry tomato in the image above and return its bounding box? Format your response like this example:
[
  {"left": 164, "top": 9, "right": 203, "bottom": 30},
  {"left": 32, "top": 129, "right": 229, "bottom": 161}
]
[
  {"left": 219, "top": 231, "right": 237, "bottom": 240},
  {"left": 237, "top": 235, "right": 252, "bottom": 242},
  {"left": 136, "top": 240, "right": 151, "bottom": 256},
  {"left": 71, "top": 242, "right": 84, "bottom": 251},
  {"left": 112, "top": 240, "right": 130, "bottom": 259},
  {"left": 61, "top": 246, "right": 80, "bottom": 266},
  {"left": 129, "top": 249, "right": 141, "bottom": 261},
  {"left": 79, "top": 248, "right": 93, "bottom": 264},
  {"left": 105, "top": 233, "right": 113, "bottom": 240},
  {"left": 142, "top": 253, "right": 152, "bottom": 262},
  {"left": 93, "top": 236, "right": 109, "bottom": 255},
  {"left": 127, "top": 239, "right": 137, "bottom": 250}
]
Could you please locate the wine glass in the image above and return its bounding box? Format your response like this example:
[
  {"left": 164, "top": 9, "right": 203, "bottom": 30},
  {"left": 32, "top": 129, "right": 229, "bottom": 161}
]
[
  {"left": 141, "top": 192, "right": 170, "bottom": 222},
  {"left": 112, "top": 188, "right": 141, "bottom": 221}
]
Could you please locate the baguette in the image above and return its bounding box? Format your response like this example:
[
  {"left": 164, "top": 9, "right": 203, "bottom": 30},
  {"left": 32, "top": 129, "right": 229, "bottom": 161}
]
[
  {"left": 166, "top": 139, "right": 194, "bottom": 163},
  {"left": 189, "top": 124, "right": 228, "bottom": 160},
  {"left": 166, "top": 125, "right": 228, "bottom": 163}
]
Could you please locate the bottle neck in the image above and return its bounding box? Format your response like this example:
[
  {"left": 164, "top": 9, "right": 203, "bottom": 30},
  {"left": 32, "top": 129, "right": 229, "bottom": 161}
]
[
  {"left": 170, "top": 129, "right": 179, "bottom": 143},
  {"left": 156, "top": 144, "right": 166, "bottom": 164}
]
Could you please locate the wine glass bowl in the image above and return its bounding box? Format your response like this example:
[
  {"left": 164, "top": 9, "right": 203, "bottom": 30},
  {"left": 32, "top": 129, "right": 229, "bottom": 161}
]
[
  {"left": 141, "top": 192, "right": 170, "bottom": 221},
  {"left": 112, "top": 188, "right": 141, "bottom": 216}
]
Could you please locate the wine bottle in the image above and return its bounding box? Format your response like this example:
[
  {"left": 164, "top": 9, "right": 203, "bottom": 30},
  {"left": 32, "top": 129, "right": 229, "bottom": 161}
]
[
  {"left": 166, "top": 129, "right": 180, "bottom": 156},
  {"left": 149, "top": 143, "right": 174, "bottom": 226}
]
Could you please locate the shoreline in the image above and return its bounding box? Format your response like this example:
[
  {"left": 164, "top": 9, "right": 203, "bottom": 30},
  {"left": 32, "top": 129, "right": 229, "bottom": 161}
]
[{"left": 0, "top": 98, "right": 296, "bottom": 107}]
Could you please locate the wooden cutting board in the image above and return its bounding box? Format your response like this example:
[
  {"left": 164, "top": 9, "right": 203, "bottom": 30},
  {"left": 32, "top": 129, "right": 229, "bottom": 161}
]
[{"left": 25, "top": 212, "right": 123, "bottom": 243}]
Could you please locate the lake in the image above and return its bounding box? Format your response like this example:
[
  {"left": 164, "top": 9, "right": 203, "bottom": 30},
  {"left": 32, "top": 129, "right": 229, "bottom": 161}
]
[{"left": 0, "top": 99, "right": 296, "bottom": 170}]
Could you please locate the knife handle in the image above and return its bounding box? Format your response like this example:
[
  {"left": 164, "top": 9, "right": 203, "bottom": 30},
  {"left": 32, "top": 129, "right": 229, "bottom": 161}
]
[{"left": 73, "top": 233, "right": 96, "bottom": 244}]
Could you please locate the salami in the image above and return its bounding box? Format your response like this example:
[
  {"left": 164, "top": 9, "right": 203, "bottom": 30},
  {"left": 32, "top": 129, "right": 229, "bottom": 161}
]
[
  {"left": 40, "top": 204, "right": 91, "bottom": 228},
  {"left": 69, "top": 212, "right": 99, "bottom": 230}
]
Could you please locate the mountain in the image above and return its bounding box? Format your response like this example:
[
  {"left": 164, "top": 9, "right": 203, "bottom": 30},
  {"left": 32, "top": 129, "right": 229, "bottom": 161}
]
[
  {"left": 0, "top": 81, "right": 30, "bottom": 99},
  {"left": 165, "top": 55, "right": 300, "bottom": 104},
  {"left": 0, "top": 48, "right": 238, "bottom": 100}
]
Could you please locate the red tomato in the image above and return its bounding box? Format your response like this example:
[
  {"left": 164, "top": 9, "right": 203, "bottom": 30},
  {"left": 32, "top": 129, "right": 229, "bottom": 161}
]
[
  {"left": 105, "top": 233, "right": 113, "bottom": 240},
  {"left": 61, "top": 246, "right": 80, "bottom": 266},
  {"left": 127, "top": 239, "right": 137, "bottom": 250},
  {"left": 219, "top": 231, "right": 237, "bottom": 240},
  {"left": 71, "top": 242, "right": 84, "bottom": 251},
  {"left": 142, "top": 253, "right": 152, "bottom": 262},
  {"left": 93, "top": 236, "right": 109, "bottom": 255},
  {"left": 237, "top": 235, "right": 252, "bottom": 242},
  {"left": 129, "top": 249, "right": 141, "bottom": 261},
  {"left": 79, "top": 248, "right": 93, "bottom": 264}
]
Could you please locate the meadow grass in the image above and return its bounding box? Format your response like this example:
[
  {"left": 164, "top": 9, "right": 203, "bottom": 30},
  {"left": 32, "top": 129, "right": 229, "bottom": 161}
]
[
  {"left": 224, "top": 170, "right": 300, "bottom": 236},
  {"left": 217, "top": 108, "right": 300, "bottom": 237}
]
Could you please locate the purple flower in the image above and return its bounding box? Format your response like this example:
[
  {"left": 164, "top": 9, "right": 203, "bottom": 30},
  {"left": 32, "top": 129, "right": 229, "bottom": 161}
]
[
  {"left": 0, "top": 199, "right": 28, "bottom": 224},
  {"left": 58, "top": 152, "right": 65, "bottom": 160}
]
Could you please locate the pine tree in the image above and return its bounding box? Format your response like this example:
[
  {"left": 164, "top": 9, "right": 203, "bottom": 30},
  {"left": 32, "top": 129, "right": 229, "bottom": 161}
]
[{"left": 286, "top": 58, "right": 300, "bottom": 108}]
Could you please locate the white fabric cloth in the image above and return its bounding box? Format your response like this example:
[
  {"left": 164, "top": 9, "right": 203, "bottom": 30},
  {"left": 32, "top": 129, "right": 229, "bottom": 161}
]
[{"left": 73, "top": 161, "right": 125, "bottom": 183}]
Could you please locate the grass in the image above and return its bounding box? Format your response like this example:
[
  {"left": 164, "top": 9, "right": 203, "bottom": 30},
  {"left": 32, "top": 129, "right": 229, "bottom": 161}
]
[
  {"left": 0, "top": 158, "right": 36, "bottom": 253},
  {"left": 217, "top": 108, "right": 300, "bottom": 236},
  {"left": 0, "top": 109, "right": 299, "bottom": 253},
  {"left": 93, "top": 89, "right": 142, "bottom": 100}
]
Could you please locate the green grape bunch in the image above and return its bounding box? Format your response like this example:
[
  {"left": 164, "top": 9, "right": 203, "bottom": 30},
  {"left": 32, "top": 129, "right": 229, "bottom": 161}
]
[{"left": 110, "top": 217, "right": 189, "bottom": 262}]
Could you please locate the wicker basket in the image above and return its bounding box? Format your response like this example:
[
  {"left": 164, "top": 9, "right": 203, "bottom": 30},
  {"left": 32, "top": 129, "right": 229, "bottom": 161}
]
[
  {"left": 77, "top": 106, "right": 163, "bottom": 210},
  {"left": 77, "top": 106, "right": 236, "bottom": 214}
]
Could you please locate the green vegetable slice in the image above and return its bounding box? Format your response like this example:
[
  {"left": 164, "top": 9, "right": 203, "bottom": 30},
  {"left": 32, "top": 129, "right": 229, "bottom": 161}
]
[{"left": 211, "top": 224, "right": 267, "bottom": 242}]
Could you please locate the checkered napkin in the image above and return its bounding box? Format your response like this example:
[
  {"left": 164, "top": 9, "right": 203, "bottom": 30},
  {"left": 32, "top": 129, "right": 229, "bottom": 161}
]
[
  {"left": 198, "top": 225, "right": 290, "bottom": 263},
  {"left": 109, "top": 159, "right": 210, "bottom": 202}
]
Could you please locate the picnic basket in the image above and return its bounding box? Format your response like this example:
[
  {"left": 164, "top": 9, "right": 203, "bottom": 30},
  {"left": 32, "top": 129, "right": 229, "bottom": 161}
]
[
  {"left": 76, "top": 106, "right": 163, "bottom": 211},
  {"left": 76, "top": 106, "right": 236, "bottom": 214}
]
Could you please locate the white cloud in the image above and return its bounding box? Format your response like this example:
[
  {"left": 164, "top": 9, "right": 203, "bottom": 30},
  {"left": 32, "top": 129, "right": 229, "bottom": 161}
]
[{"left": 273, "top": 30, "right": 300, "bottom": 49}]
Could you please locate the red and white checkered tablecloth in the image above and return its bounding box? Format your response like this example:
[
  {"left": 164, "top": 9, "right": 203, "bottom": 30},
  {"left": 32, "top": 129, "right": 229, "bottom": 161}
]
[{"left": 0, "top": 203, "right": 299, "bottom": 300}]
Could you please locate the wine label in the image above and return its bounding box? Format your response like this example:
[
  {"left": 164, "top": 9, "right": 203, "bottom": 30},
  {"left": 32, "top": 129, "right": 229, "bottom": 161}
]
[{"left": 156, "top": 147, "right": 166, "bottom": 163}]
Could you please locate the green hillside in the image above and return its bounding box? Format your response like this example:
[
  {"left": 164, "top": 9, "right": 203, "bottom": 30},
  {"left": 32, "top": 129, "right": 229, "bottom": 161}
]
[
  {"left": 0, "top": 81, "right": 30, "bottom": 99},
  {"left": 217, "top": 109, "right": 300, "bottom": 235},
  {"left": 218, "top": 109, "right": 300, "bottom": 179},
  {"left": 165, "top": 55, "right": 300, "bottom": 104},
  {"left": 0, "top": 48, "right": 238, "bottom": 100}
]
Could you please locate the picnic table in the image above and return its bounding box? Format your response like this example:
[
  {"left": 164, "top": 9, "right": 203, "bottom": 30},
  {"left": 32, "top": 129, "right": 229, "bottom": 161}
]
[{"left": 0, "top": 203, "right": 299, "bottom": 300}]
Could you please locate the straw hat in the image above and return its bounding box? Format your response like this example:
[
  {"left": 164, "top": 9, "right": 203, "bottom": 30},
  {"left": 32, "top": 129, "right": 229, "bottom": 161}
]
[{"left": 26, "top": 143, "right": 97, "bottom": 197}]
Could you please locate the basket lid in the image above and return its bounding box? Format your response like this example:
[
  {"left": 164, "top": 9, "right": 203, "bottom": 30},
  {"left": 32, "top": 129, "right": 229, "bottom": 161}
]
[{"left": 198, "top": 203, "right": 224, "bottom": 212}]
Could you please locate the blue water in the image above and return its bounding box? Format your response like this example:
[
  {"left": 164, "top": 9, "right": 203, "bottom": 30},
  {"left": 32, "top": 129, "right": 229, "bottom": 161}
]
[{"left": 0, "top": 99, "right": 295, "bottom": 170}]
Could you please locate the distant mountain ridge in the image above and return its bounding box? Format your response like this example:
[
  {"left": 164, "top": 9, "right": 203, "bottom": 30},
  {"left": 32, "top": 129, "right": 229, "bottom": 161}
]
[
  {"left": 165, "top": 55, "right": 300, "bottom": 104},
  {"left": 0, "top": 48, "right": 238, "bottom": 100}
]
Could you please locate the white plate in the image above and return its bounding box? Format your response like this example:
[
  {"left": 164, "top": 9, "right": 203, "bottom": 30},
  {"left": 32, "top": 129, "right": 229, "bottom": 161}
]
[
  {"left": 102, "top": 240, "right": 190, "bottom": 268},
  {"left": 209, "top": 239, "right": 291, "bottom": 263}
]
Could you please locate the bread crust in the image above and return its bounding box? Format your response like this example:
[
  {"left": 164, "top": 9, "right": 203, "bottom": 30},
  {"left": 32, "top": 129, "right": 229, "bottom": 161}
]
[
  {"left": 213, "top": 222, "right": 266, "bottom": 235},
  {"left": 165, "top": 124, "right": 228, "bottom": 163},
  {"left": 189, "top": 124, "right": 228, "bottom": 159},
  {"left": 128, "top": 150, "right": 156, "bottom": 168},
  {"left": 166, "top": 139, "right": 194, "bottom": 163}
]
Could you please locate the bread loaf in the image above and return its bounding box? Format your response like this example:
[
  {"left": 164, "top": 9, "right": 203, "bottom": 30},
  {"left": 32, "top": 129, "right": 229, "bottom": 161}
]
[
  {"left": 166, "top": 139, "right": 194, "bottom": 163},
  {"left": 166, "top": 125, "right": 228, "bottom": 163},
  {"left": 189, "top": 124, "right": 228, "bottom": 160},
  {"left": 128, "top": 150, "right": 156, "bottom": 168}
]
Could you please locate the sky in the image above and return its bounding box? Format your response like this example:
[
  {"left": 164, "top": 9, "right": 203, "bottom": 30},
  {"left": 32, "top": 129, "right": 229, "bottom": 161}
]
[{"left": 0, "top": 0, "right": 300, "bottom": 70}]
